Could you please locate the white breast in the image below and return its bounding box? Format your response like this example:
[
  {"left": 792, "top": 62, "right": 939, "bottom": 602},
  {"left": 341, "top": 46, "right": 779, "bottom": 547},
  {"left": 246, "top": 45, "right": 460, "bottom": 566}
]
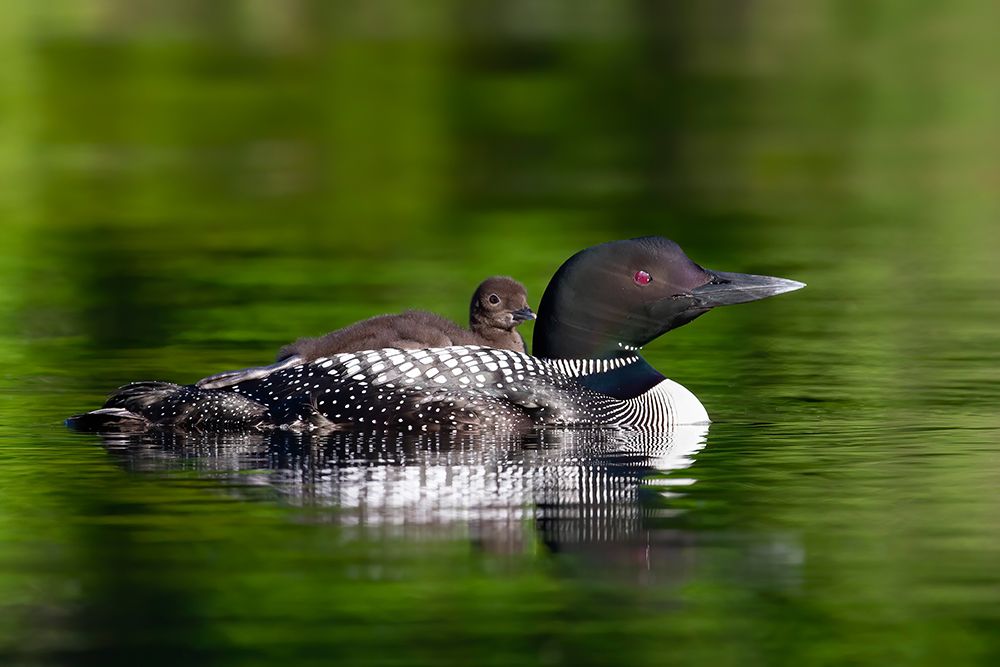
[{"left": 654, "top": 377, "right": 711, "bottom": 425}]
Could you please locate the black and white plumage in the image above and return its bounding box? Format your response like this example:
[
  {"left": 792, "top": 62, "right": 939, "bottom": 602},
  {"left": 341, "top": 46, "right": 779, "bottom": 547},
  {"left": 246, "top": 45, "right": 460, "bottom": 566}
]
[
  {"left": 68, "top": 237, "right": 804, "bottom": 433},
  {"left": 233, "top": 346, "right": 709, "bottom": 431},
  {"left": 72, "top": 346, "right": 707, "bottom": 432}
]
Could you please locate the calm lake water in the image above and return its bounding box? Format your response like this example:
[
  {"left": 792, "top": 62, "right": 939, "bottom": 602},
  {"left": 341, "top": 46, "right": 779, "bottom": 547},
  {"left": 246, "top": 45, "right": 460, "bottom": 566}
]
[{"left": 3, "top": 4, "right": 1000, "bottom": 666}]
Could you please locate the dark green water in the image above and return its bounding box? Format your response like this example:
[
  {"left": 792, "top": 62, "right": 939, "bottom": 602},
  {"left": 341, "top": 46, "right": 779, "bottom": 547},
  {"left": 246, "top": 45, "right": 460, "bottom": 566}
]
[{"left": 4, "top": 3, "right": 1000, "bottom": 666}]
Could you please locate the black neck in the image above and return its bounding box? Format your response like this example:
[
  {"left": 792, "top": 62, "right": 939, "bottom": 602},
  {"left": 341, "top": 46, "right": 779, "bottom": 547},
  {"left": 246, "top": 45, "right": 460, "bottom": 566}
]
[
  {"left": 579, "top": 357, "right": 664, "bottom": 400},
  {"left": 533, "top": 311, "right": 626, "bottom": 360}
]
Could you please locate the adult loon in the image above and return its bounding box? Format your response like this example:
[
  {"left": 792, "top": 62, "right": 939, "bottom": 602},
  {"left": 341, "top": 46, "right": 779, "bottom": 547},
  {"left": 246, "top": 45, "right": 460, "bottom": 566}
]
[
  {"left": 67, "top": 237, "right": 804, "bottom": 433},
  {"left": 196, "top": 276, "right": 534, "bottom": 389}
]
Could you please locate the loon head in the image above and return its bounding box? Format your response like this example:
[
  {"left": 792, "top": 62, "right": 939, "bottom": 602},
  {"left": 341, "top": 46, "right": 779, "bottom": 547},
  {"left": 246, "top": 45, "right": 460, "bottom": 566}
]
[{"left": 533, "top": 236, "right": 805, "bottom": 360}]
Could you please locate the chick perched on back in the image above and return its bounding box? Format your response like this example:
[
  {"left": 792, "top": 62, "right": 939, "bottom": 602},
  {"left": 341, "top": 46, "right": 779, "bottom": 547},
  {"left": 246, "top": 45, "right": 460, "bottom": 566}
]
[
  {"left": 465, "top": 275, "right": 534, "bottom": 353},
  {"left": 196, "top": 276, "right": 534, "bottom": 389}
]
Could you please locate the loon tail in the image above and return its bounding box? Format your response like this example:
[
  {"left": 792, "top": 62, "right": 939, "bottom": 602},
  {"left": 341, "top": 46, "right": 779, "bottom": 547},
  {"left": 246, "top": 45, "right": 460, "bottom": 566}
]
[
  {"left": 65, "top": 407, "right": 153, "bottom": 432},
  {"left": 67, "top": 381, "right": 272, "bottom": 433}
]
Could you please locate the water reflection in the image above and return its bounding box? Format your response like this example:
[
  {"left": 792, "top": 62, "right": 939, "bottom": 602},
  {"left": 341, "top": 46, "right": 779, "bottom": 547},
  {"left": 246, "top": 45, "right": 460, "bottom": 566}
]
[{"left": 98, "top": 426, "right": 708, "bottom": 546}]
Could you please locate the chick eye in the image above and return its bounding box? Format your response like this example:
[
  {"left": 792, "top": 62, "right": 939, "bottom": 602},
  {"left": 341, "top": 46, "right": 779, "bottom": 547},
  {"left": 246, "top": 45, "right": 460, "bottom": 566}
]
[
  {"left": 633, "top": 270, "right": 652, "bottom": 285},
  {"left": 488, "top": 294, "right": 501, "bottom": 305}
]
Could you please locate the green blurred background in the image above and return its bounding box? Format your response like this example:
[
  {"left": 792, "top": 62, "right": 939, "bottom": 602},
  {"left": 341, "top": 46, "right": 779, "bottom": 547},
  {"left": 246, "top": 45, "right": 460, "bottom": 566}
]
[
  {"left": 3, "top": 0, "right": 998, "bottom": 364},
  {"left": 3, "top": 2, "right": 1000, "bottom": 666}
]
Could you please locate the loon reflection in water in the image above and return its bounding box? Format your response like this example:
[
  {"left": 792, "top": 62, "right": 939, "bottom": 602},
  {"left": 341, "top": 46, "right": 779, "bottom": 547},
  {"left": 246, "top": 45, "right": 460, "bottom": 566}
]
[
  {"left": 98, "top": 425, "right": 708, "bottom": 544},
  {"left": 94, "top": 422, "right": 805, "bottom": 585}
]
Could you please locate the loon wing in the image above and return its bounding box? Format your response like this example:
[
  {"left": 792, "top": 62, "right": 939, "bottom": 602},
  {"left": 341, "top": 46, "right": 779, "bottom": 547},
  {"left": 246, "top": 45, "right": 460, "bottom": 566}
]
[
  {"left": 228, "top": 346, "right": 622, "bottom": 431},
  {"left": 196, "top": 355, "right": 305, "bottom": 390}
]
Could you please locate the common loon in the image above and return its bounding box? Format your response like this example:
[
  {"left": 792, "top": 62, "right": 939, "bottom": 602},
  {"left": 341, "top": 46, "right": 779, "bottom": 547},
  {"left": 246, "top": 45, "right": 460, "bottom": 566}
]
[
  {"left": 196, "top": 276, "right": 534, "bottom": 389},
  {"left": 67, "top": 237, "right": 804, "bottom": 433}
]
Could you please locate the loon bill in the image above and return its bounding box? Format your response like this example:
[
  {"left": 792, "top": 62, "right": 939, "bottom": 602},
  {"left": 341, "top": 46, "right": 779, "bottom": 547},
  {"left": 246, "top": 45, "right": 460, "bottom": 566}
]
[{"left": 67, "top": 236, "right": 805, "bottom": 433}]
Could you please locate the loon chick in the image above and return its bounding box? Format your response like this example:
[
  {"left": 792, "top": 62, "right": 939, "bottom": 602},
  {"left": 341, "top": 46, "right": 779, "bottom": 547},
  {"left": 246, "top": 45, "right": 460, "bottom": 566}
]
[
  {"left": 68, "top": 237, "right": 804, "bottom": 433},
  {"left": 195, "top": 276, "right": 534, "bottom": 390},
  {"left": 465, "top": 276, "right": 534, "bottom": 353}
]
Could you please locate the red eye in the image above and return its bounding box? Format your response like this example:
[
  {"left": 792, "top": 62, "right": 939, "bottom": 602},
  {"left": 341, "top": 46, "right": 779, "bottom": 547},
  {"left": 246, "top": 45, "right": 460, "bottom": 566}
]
[{"left": 633, "top": 270, "right": 652, "bottom": 285}]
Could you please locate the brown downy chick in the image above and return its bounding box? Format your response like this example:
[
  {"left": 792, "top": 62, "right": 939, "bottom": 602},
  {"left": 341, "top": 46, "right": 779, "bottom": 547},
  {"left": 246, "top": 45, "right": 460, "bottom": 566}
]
[
  {"left": 468, "top": 276, "right": 534, "bottom": 354},
  {"left": 196, "top": 276, "right": 534, "bottom": 389}
]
